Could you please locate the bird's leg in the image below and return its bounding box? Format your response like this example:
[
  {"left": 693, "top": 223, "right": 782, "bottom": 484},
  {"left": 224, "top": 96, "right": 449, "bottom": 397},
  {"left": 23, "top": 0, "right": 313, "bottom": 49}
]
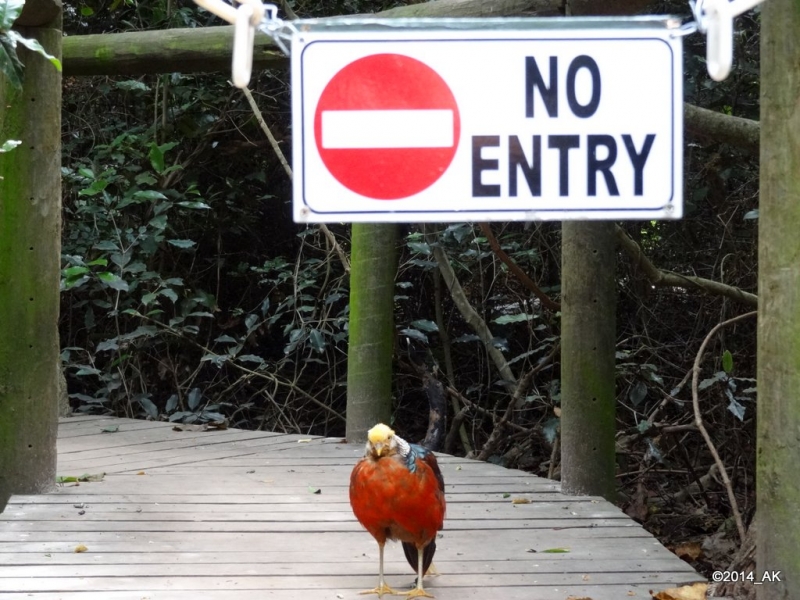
[
  {"left": 398, "top": 545, "right": 435, "bottom": 598},
  {"left": 360, "top": 542, "right": 400, "bottom": 598}
]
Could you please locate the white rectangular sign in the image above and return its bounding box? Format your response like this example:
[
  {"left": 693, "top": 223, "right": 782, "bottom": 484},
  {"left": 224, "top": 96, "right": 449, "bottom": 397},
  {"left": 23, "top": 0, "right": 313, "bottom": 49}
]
[{"left": 292, "top": 18, "right": 683, "bottom": 223}]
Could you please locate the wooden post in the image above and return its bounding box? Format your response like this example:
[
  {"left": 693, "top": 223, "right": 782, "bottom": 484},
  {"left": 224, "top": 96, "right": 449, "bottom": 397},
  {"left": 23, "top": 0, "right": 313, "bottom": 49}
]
[
  {"left": 0, "top": 4, "right": 62, "bottom": 508},
  {"left": 346, "top": 224, "right": 397, "bottom": 443},
  {"left": 560, "top": 222, "right": 617, "bottom": 500},
  {"left": 757, "top": 0, "right": 800, "bottom": 595}
]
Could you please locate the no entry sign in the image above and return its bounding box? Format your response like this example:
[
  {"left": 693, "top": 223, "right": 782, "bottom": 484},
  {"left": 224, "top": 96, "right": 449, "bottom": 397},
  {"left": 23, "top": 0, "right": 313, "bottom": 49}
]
[{"left": 292, "top": 18, "right": 683, "bottom": 223}]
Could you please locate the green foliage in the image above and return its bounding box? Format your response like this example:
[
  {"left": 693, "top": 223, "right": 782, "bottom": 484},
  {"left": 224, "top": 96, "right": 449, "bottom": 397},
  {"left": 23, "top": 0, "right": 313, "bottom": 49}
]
[{"left": 0, "top": 0, "right": 62, "bottom": 90}]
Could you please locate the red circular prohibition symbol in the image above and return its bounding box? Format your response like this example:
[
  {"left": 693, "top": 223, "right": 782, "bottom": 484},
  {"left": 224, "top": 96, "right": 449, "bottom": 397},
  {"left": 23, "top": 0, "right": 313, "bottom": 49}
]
[{"left": 314, "top": 53, "right": 461, "bottom": 200}]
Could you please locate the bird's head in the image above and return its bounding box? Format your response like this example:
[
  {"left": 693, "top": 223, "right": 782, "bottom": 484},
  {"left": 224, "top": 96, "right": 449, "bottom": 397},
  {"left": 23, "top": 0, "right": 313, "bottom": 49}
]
[{"left": 365, "top": 423, "right": 403, "bottom": 459}]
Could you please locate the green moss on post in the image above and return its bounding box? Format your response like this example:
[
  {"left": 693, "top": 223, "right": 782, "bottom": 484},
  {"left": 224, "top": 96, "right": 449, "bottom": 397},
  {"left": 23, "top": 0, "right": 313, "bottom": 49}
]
[
  {"left": 346, "top": 224, "right": 397, "bottom": 443},
  {"left": 757, "top": 0, "right": 800, "bottom": 594},
  {"left": 0, "top": 24, "right": 62, "bottom": 509},
  {"left": 560, "top": 221, "right": 617, "bottom": 501}
]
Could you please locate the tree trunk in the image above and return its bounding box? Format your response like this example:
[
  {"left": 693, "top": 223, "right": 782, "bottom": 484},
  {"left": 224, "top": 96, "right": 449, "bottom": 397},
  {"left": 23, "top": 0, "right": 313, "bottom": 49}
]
[
  {"left": 0, "top": 20, "right": 62, "bottom": 509},
  {"left": 756, "top": 0, "right": 800, "bottom": 596},
  {"left": 346, "top": 224, "right": 397, "bottom": 443},
  {"left": 560, "top": 222, "right": 617, "bottom": 500}
]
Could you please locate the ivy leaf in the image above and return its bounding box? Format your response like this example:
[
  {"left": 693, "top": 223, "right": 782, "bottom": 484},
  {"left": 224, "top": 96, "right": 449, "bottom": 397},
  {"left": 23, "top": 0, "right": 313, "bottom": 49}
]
[
  {"left": 0, "top": 0, "right": 25, "bottom": 30},
  {"left": 400, "top": 328, "right": 428, "bottom": 344},
  {"left": 493, "top": 313, "right": 532, "bottom": 324},
  {"left": 629, "top": 380, "right": 648, "bottom": 406},
  {"left": 722, "top": 349, "right": 734, "bottom": 374},
  {"left": 138, "top": 396, "right": 158, "bottom": 419},
  {"left": 96, "top": 272, "right": 129, "bottom": 291},
  {"left": 0, "top": 34, "right": 25, "bottom": 90},
  {"left": 8, "top": 30, "right": 62, "bottom": 71},
  {"left": 168, "top": 239, "right": 196, "bottom": 249},
  {"left": 410, "top": 319, "right": 438, "bottom": 333},
  {"left": 407, "top": 241, "right": 431, "bottom": 255}
]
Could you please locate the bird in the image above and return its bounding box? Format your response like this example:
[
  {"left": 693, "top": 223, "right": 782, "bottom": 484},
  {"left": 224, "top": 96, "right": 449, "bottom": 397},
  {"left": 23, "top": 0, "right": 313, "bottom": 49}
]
[{"left": 349, "top": 423, "right": 446, "bottom": 598}]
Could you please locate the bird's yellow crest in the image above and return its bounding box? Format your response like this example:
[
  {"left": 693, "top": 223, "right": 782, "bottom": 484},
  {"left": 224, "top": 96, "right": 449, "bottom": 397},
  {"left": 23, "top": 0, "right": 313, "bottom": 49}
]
[{"left": 367, "top": 423, "right": 394, "bottom": 445}]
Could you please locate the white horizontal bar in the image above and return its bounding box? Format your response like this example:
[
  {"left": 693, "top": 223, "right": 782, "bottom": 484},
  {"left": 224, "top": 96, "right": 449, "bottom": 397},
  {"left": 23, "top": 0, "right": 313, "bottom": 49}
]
[{"left": 321, "top": 109, "right": 454, "bottom": 149}]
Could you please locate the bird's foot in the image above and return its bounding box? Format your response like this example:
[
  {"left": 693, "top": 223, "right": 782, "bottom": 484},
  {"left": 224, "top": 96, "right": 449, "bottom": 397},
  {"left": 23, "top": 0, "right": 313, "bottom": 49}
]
[
  {"left": 397, "top": 589, "right": 435, "bottom": 598},
  {"left": 359, "top": 584, "right": 401, "bottom": 598}
]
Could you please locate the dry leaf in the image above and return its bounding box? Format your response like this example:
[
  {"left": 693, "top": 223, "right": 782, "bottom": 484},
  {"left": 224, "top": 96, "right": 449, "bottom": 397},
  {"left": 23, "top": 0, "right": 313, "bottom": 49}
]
[
  {"left": 628, "top": 592, "right": 637, "bottom": 596},
  {"left": 673, "top": 541, "right": 703, "bottom": 561},
  {"left": 651, "top": 582, "right": 708, "bottom": 600},
  {"left": 136, "top": 471, "right": 146, "bottom": 475},
  {"left": 297, "top": 438, "right": 313, "bottom": 443},
  {"left": 565, "top": 596, "right": 592, "bottom": 600},
  {"left": 553, "top": 406, "right": 562, "bottom": 417},
  {"left": 74, "top": 544, "right": 88, "bottom": 553},
  {"left": 582, "top": 574, "right": 591, "bottom": 581},
  {"left": 511, "top": 497, "right": 531, "bottom": 504}
]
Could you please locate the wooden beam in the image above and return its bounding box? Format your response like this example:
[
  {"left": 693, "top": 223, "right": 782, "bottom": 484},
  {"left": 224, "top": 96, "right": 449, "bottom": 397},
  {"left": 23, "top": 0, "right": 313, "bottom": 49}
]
[{"left": 62, "top": 0, "right": 561, "bottom": 77}]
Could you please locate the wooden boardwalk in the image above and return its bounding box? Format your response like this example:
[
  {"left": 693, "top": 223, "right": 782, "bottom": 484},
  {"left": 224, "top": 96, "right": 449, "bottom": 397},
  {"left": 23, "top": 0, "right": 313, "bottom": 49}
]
[{"left": 0, "top": 416, "right": 704, "bottom": 599}]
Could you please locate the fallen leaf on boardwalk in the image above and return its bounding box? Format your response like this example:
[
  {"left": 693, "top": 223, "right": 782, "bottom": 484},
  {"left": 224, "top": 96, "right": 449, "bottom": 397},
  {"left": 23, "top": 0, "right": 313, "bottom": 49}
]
[
  {"left": 74, "top": 544, "right": 88, "bottom": 553},
  {"left": 100, "top": 425, "right": 119, "bottom": 433},
  {"left": 297, "top": 438, "right": 313, "bottom": 443},
  {"left": 628, "top": 592, "right": 637, "bottom": 596},
  {"left": 542, "top": 547, "right": 570, "bottom": 553},
  {"left": 308, "top": 486, "right": 321, "bottom": 494},
  {"left": 582, "top": 574, "right": 591, "bottom": 581},
  {"left": 56, "top": 473, "right": 105, "bottom": 483},
  {"left": 136, "top": 471, "right": 146, "bottom": 475},
  {"left": 511, "top": 497, "right": 531, "bottom": 504},
  {"left": 565, "top": 596, "right": 591, "bottom": 600},
  {"left": 651, "top": 582, "right": 708, "bottom": 600},
  {"left": 673, "top": 541, "right": 703, "bottom": 561},
  {"left": 502, "top": 493, "right": 511, "bottom": 498}
]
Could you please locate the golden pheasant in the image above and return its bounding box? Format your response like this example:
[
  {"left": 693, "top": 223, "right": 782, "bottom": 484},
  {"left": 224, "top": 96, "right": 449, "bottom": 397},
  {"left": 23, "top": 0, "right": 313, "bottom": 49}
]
[{"left": 349, "top": 423, "right": 446, "bottom": 598}]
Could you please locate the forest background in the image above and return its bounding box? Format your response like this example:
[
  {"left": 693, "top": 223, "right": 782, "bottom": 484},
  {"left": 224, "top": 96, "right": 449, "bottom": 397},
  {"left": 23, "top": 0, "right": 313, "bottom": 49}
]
[{"left": 56, "top": 0, "right": 760, "bottom": 583}]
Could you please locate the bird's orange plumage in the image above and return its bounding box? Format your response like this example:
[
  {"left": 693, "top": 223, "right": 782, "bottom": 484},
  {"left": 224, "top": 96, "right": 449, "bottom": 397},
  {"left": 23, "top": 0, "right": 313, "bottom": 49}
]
[
  {"left": 349, "top": 423, "right": 446, "bottom": 597},
  {"left": 350, "top": 449, "right": 445, "bottom": 547}
]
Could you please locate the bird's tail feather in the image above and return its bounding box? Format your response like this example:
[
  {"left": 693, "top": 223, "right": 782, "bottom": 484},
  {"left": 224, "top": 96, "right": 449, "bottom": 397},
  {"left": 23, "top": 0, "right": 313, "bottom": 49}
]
[{"left": 402, "top": 540, "right": 436, "bottom": 576}]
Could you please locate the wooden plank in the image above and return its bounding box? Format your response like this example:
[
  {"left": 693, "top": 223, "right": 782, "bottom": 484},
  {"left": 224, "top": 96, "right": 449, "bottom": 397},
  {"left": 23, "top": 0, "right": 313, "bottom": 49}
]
[
  {"left": 0, "top": 588, "right": 707, "bottom": 600},
  {"left": 0, "top": 416, "right": 704, "bottom": 599},
  {"left": 0, "top": 554, "right": 697, "bottom": 572}
]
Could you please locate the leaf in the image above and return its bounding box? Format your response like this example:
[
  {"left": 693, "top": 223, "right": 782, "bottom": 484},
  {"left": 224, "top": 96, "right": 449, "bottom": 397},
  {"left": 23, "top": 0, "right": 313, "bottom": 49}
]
[
  {"left": 141, "top": 292, "right": 157, "bottom": 306},
  {"left": 511, "top": 497, "right": 531, "bottom": 504},
  {"left": 138, "top": 396, "right": 158, "bottom": 419},
  {"left": 149, "top": 143, "right": 165, "bottom": 174},
  {"left": 8, "top": 31, "right": 62, "bottom": 71},
  {"left": 96, "top": 272, "right": 129, "bottom": 292},
  {"left": 165, "top": 394, "right": 179, "bottom": 413},
  {"left": 629, "top": 380, "right": 648, "bottom": 406},
  {"left": 493, "top": 313, "right": 532, "bottom": 324},
  {"left": 410, "top": 319, "right": 438, "bottom": 332},
  {"left": 100, "top": 425, "right": 119, "bottom": 433},
  {"left": 542, "top": 417, "right": 560, "bottom": 444},
  {"left": 95, "top": 338, "right": 119, "bottom": 352},
  {"left": 743, "top": 209, "right": 759, "bottom": 220},
  {"left": 115, "top": 79, "right": 149, "bottom": 92},
  {"left": 308, "top": 329, "right": 326, "bottom": 353},
  {"left": 63, "top": 266, "right": 90, "bottom": 278},
  {"left": 400, "top": 328, "right": 428, "bottom": 344},
  {"left": 187, "top": 388, "right": 202, "bottom": 411},
  {"left": 652, "top": 583, "right": 708, "bottom": 600},
  {"left": 159, "top": 288, "right": 178, "bottom": 303},
  {"left": 698, "top": 371, "right": 727, "bottom": 391},
  {"left": 0, "top": 35, "right": 24, "bottom": 90},
  {"left": 407, "top": 241, "right": 431, "bottom": 255},
  {"left": 168, "top": 239, "right": 196, "bottom": 249},
  {"left": 80, "top": 6, "right": 95, "bottom": 16},
  {"left": 308, "top": 486, "right": 321, "bottom": 494},
  {"left": 177, "top": 201, "right": 211, "bottom": 210},
  {"left": 453, "top": 333, "right": 480, "bottom": 343},
  {"left": 237, "top": 354, "right": 265, "bottom": 365},
  {"left": 727, "top": 396, "right": 746, "bottom": 421},
  {"left": 134, "top": 190, "right": 167, "bottom": 202},
  {"left": 0, "top": 0, "right": 25, "bottom": 30},
  {"left": 541, "top": 548, "right": 570, "bottom": 553},
  {"left": 74, "top": 544, "right": 89, "bottom": 553},
  {"left": 722, "top": 349, "right": 733, "bottom": 374},
  {"left": 0, "top": 139, "right": 21, "bottom": 153}
]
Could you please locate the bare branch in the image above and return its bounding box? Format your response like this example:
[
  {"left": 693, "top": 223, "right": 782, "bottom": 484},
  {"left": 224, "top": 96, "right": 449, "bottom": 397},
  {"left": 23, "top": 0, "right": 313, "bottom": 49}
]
[
  {"left": 684, "top": 103, "right": 760, "bottom": 157},
  {"left": 615, "top": 225, "right": 757, "bottom": 307}
]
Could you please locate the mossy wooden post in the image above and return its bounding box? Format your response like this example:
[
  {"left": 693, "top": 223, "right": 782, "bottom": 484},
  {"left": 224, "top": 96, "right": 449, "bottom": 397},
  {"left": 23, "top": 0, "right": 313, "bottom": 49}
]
[
  {"left": 560, "top": 222, "right": 617, "bottom": 500},
  {"left": 757, "top": 0, "right": 800, "bottom": 595},
  {"left": 346, "top": 224, "right": 397, "bottom": 443},
  {"left": 0, "top": 2, "right": 62, "bottom": 509}
]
